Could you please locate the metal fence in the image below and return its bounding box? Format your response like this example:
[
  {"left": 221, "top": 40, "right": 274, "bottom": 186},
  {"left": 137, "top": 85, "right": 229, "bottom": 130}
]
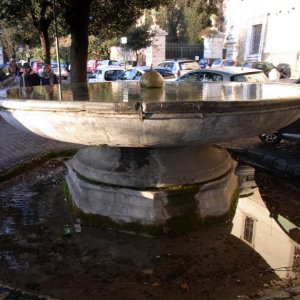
[{"left": 166, "top": 43, "right": 204, "bottom": 60}]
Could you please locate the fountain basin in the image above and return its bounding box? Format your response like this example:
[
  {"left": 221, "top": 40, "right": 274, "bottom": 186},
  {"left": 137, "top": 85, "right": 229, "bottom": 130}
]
[
  {"left": 1, "top": 82, "right": 300, "bottom": 228},
  {"left": 1, "top": 82, "right": 300, "bottom": 147}
]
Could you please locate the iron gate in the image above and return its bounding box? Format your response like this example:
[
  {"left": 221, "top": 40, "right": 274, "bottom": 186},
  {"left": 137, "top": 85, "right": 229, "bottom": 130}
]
[{"left": 166, "top": 43, "right": 204, "bottom": 60}]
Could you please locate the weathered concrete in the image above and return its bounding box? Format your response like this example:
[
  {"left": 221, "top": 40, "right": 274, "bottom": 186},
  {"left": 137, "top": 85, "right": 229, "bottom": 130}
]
[
  {"left": 1, "top": 82, "right": 300, "bottom": 147},
  {"left": 66, "top": 145, "right": 238, "bottom": 224}
]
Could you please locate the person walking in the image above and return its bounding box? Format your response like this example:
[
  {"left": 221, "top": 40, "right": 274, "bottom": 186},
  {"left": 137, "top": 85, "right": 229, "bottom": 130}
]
[
  {"left": 19, "top": 62, "right": 40, "bottom": 87},
  {"left": 9, "top": 58, "right": 19, "bottom": 76},
  {"left": 39, "top": 63, "right": 58, "bottom": 85}
]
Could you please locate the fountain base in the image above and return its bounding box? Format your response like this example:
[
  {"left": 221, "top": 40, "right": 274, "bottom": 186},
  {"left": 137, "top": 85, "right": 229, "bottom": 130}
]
[{"left": 65, "top": 145, "right": 238, "bottom": 225}]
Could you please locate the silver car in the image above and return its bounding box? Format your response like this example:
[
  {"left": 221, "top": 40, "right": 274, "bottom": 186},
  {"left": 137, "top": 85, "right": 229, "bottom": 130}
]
[
  {"left": 177, "top": 67, "right": 270, "bottom": 83},
  {"left": 157, "top": 59, "right": 200, "bottom": 79}
]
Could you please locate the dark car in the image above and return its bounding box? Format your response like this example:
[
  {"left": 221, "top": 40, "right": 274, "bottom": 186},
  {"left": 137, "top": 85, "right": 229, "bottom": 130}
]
[
  {"left": 276, "top": 63, "right": 291, "bottom": 79},
  {"left": 259, "top": 118, "right": 300, "bottom": 144},
  {"left": 243, "top": 61, "right": 275, "bottom": 77},
  {"left": 198, "top": 58, "right": 220, "bottom": 68},
  {"left": 118, "top": 66, "right": 176, "bottom": 81}
]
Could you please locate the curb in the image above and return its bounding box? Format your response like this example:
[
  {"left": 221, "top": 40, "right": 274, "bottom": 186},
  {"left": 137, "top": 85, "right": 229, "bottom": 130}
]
[{"left": 224, "top": 143, "right": 300, "bottom": 180}]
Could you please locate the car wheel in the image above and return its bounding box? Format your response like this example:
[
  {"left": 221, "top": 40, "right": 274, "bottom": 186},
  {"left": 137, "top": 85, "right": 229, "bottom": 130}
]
[{"left": 259, "top": 133, "right": 282, "bottom": 144}]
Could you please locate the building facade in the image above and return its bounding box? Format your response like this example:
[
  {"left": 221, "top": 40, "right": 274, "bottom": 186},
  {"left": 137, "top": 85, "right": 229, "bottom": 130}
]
[{"left": 222, "top": 0, "right": 300, "bottom": 78}]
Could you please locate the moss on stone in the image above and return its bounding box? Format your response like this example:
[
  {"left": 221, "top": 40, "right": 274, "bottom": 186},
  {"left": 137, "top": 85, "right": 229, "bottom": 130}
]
[{"left": 0, "top": 148, "right": 78, "bottom": 184}]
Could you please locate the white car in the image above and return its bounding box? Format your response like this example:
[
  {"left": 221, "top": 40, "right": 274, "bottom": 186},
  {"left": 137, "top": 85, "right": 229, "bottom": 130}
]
[
  {"left": 117, "top": 66, "right": 176, "bottom": 82},
  {"left": 88, "top": 66, "right": 124, "bottom": 83}
]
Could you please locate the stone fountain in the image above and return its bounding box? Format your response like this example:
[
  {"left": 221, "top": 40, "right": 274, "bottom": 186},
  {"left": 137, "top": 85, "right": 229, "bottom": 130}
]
[{"left": 1, "top": 81, "right": 300, "bottom": 227}]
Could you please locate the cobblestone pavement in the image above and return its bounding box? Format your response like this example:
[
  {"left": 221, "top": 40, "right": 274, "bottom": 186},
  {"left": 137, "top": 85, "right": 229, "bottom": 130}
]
[
  {"left": 0, "top": 82, "right": 300, "bottom": 299},
  {"left": 219, "top": 136, "right": 300, "bottom": 179},
  {"left": 0, "top": 115, "right": 81, "bottom": 180}
]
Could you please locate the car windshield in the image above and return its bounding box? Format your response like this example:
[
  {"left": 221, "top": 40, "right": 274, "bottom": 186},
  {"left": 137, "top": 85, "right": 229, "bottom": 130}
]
[
  {"left": 118, "top": 69, "right": 142, "bottom": 80},
  {"left": 104, "top": 69, "right": 124, "bottom": 81},
  {"left": 211, "top": 59, "right": 222, "bottom": 66},
  {"left": 223, "top": 60, "right": 235, "bottom": 66},
  {"left": 155, "top": 69, "right": 175, "bottom": 79},
  {"left": 179, "top": 61, "right": 200, "bottom": 70}
]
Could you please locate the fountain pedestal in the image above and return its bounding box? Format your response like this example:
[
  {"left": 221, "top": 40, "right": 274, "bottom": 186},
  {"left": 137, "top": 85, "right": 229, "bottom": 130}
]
[{"left": 66, "top": 145, "right": 238, "bottom": 225}]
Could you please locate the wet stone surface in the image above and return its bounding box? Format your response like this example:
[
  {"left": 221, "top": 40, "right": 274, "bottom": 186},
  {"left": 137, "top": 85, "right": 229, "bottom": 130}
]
[{"left": 0, "top": 158, "right": 300, "bottom": 300}]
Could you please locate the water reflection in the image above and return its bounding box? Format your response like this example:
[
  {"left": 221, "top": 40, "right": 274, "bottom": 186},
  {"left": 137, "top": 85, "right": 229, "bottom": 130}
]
[
  {"left": 3, "top": 81, "right": 300, "bottom": 102},
  {"left": 0, "top": 161, "right": 299, "bottom": 281},
  {"left": 234, "top": 164, "right": 300, "bottom": 279}
]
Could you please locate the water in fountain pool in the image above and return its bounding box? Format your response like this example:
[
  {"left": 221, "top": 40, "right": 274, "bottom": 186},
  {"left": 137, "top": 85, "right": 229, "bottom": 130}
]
[{"left": 0, "top": 158, "right": 299, "bottom": 300}]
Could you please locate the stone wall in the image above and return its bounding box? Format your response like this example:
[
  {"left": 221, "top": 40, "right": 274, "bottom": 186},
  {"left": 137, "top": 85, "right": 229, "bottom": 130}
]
[{"left": 203, "top": 32, "right": 226, "bottom": 59}]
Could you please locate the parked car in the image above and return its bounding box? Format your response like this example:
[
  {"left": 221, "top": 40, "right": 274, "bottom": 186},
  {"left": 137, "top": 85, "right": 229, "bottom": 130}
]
[
  {"left": 157, "top": 59, "right": 200, "bottom": 79},
  {"left": 87, "top": 59, "right": 102, "bottom": 73},
  {"left": 198, "top": 58, "right": 220, "bottom": 68},
  {"left": 50, "top": 62, "right": 69, "bottom": 80},
  {"left": 97, "top": 60, "right": 120, "bottom": 67},
  {"left": 211, "top": 59, "right": 239, "bottom": 67},
  {"left": 88, "top": 66, "right": 124, "bottom": 83},
  {"left": 31, "top": 60, "right": 44, "bottom": 73},
  {"left": 87, "top": 59, "right": 123, "bottom": 73},
  {"left": 242, "top": 61, "right": 275, "bottom": 78},
  {"left": 117, "top": 66, "right": 176, "bottom": 81},
  {"left": 259, "top": 118, "right": 300, "bottom": 144},
  {"left": 276, "top": 63, "right": 291, "bottom": 79},
  {"left": 0, "top": 64, "right": 15, "bottom": 88},
  {"left": 177, "top": 67, "right": 269, "bottom": 83}
]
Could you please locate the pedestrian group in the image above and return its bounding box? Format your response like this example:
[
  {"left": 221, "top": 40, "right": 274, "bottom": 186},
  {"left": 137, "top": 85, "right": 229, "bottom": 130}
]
[{"left": 19, "top": 62, "right": 58, "bottom": 87}]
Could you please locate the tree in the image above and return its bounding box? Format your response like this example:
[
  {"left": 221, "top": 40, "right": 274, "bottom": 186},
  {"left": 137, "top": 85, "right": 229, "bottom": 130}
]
[
  {"left": 0, "top": 0, "right": 171, "bottom": 83},
  {"left": 158, "top": 0, "right": 187, "bottom": 42},
  {"left": 158, "top": 0, "right": 222, "bottom": 43},
  {"left": 126, "top": 24, "right": 155, "bottom": 64},
  {"left": 0, "top": 0, "right": 54, "bottom": 64},
  {"left": 185, "top": 0, "right": 222, "bottom": 43},
  {"left": 0, "top": 19, "right": 40, "bottom": 61},
  {"left": 59, "top": 0, "right": 171, "bottom": 83},
  {"left": 88, "top": 36, "right": 116, "bottom": 60}
]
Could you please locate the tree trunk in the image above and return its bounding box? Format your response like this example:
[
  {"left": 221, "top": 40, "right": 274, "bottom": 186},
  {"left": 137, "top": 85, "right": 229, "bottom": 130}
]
[
  {"left": 70, "top": 26, "right": 89, "bottom": 83},
  {"left": 68, "top": 1, "right": 92, "bottom": 84},
  {"left": 39, "top": 29, "right": 51, "bottom": 64}
]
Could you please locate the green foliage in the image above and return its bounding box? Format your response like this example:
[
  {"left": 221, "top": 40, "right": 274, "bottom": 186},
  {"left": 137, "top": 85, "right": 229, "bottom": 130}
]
[
  {"left": 58, "top": 47, "right": 71, "bottom": 63},
  {"left": 88, "top": 36, "right": 117, "bottom": 60},
  {"left": 185, "top": 0, "right": 220, "bottom": 43},
  {"left": 126, "top": 24, "right": 155, "bottom": 54},
  {"left": 0, "top": 0, "right": 221, "bottom": 82},
  {"left": 0, "top": 0, "right": 54, "bottom": 62},
  {"left": 88, "top": 0, "right": 170, "bottom": 40},
  {"left": 158, "top": 0, "right": 222, "bottom": 43},
  {"left": 0, "top": 19, "right": 39, "bottom": 59},
  {"left": 158, "top": 0, "right": 187, "bottom": 42}
]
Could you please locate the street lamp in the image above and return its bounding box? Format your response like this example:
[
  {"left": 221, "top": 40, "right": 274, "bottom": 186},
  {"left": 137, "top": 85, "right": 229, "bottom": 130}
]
[
  {"left": 53, "top": 0, "right": 62, "bottom": 101},
  {"left": 121, "top": 36, "right": 127, "bottom": 69},
  {"left": 53, "top": 0, "right": 62, "bottom": 85}
]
